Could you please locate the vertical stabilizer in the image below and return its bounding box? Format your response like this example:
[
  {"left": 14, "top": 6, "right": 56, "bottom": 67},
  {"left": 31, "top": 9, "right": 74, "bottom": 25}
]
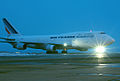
[{"left": 3, "top": 18, "right": 20, "bottom": 35}]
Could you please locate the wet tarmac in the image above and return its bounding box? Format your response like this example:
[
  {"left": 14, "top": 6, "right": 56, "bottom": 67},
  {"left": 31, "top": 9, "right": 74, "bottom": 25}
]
[{"left": 0, "top": 53, "right": 120, "bottom": 81}]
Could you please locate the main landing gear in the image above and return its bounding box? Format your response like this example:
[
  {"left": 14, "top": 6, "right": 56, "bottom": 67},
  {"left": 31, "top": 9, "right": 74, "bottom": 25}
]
[
  {"left": 46, "top": 48, "right": 68, "bottom": 54},
  {"left": 61, "top": 48, "right": 67, "bottom": 53},
  {"left": 46, "top": 50, "right": 58, "bottom": 54}
]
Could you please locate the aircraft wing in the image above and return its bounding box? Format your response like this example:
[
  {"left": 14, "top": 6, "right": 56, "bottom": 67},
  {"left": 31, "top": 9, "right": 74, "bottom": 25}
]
[{"left": 0, "top": 37, "right": 64, "bottom": 49}]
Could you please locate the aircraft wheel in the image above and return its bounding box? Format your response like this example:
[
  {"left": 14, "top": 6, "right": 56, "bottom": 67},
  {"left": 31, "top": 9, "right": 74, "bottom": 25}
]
[
  {"left": 46, "top": 51, "right": 50, "bottom": 54},
  {"left": 61, "top": 50, "right": 67, "bottom": 53},
  {"left": 54, "top": 51, "right": 58, "bottom": 54},
  {"left": 46, "top": 51, "right": 58, "bottom": 54}
]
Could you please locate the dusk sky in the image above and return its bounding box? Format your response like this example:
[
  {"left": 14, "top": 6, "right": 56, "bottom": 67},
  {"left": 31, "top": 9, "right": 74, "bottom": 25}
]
[{"left": 0, "top": 0, "right": 120, "bottom": 52}]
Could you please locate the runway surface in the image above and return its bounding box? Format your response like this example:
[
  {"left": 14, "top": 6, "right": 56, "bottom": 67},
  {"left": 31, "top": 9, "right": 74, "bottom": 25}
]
[{"left": 0, "top": 53, "right": 120, "bottom": 81}]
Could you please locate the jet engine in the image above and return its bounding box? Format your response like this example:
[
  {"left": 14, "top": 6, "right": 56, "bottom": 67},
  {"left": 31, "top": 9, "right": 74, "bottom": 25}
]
[
  {"left": 13, "top": 43, "right": 27, "bottom": 50},
  {"left": 46, "top": 44, "right": 56, "bottom": 51},
  {"left": 77, "top": 48, "right": 88, "bottom": 51}
]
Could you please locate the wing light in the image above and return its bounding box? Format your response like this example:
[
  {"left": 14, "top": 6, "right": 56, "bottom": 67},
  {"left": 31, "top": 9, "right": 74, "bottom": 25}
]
[{"left": 64, "top": 43, "right": 67, "bottom": 46}]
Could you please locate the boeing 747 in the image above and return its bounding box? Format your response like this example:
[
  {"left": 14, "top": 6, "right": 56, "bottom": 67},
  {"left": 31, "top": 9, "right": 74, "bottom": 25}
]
[{"left": 0, "top": 18, "right": 115, "bottom": 53}]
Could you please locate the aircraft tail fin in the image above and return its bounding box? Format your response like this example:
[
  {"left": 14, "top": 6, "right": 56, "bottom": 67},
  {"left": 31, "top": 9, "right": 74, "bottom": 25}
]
[{"left": 2, "top": 18, "right": 20, "bottom": 35}]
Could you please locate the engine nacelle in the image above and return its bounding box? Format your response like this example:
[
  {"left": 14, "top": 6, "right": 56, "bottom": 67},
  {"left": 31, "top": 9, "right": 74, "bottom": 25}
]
[
  {"left": 46, "top": 44, "right": 56, "bottom": 51},
  {"left": 13, "top": 43, "right": 27, "bottom": 50},
  {"left": 77, "top": 48, "right": 88, "bottom": 51}
]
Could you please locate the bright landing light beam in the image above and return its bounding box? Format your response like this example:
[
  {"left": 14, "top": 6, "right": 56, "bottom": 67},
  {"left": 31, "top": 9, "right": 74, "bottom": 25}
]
[
  {"left": 64, "top": 43, "right": 67, "bottom": 47},
  {"left": 95, "top": 46, "right": 106, "bottom": 53}
]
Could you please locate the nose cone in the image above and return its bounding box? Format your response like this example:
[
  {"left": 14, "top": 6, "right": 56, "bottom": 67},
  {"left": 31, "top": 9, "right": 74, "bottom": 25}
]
[
  {"left": 93, "top": 35, "right": 115, "bottom": 47},
  {"left": 112, "top": 38, "right": 115, "bottom": 43},
  {"left": 105, "top": 37, "right": 115, "bottom": 46}
]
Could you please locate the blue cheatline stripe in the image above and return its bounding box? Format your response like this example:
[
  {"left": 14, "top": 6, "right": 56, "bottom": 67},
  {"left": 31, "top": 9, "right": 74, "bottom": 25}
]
[{"left": 3, "top": 18, "right": 18, "bottom": 34}]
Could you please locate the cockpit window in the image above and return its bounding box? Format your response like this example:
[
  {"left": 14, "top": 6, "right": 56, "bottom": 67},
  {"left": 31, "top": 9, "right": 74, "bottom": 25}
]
[{"left": 100, "top": 32, "right": 106, "bottom": 34}]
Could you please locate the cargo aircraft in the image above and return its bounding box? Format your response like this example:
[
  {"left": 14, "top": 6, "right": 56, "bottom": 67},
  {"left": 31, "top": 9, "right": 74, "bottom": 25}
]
[{"left": 0, "top": 18, "right": 115, "bottom": 53}]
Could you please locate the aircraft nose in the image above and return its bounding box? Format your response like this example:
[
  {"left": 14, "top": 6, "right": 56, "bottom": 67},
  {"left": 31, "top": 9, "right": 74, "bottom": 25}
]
[
  {"left": 112, "top": 38, "right": 115, "bottom": 43},
  {"left": 106, "top": 37, "right": 115, "bottom": 46},
  {"left": 111, "top": 38, "right": 115, "bottom": 43}
]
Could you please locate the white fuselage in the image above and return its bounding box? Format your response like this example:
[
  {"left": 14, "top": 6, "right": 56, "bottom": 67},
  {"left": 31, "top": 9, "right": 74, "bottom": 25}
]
[
  {"left": 1, "top": 18, "right": 115, "bottom": 53},
  {"left": 9, "top": 31, "right": 114, "bottom": 50}
]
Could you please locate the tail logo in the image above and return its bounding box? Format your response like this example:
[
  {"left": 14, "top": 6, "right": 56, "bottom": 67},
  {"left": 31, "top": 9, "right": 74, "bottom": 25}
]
[
  {"left": 3, "top": 18, "right": 19, "bottom": 34},
  {"left": 5, "top": 27, "right": 11, "bottom": 34}
]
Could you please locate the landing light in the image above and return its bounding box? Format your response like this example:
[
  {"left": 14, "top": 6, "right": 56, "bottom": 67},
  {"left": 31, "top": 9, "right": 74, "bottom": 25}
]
[
  {"left": 64, "top": 43, "right": 67, "bottom": 46},
  {"left": 95, "top": 46, "right": 106, "bottom": 53}
]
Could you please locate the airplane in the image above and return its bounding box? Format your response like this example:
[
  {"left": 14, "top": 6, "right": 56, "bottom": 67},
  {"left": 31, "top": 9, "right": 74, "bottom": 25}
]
[{"left": 0, "top": 18, "right": 115, "bottom": 54}]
